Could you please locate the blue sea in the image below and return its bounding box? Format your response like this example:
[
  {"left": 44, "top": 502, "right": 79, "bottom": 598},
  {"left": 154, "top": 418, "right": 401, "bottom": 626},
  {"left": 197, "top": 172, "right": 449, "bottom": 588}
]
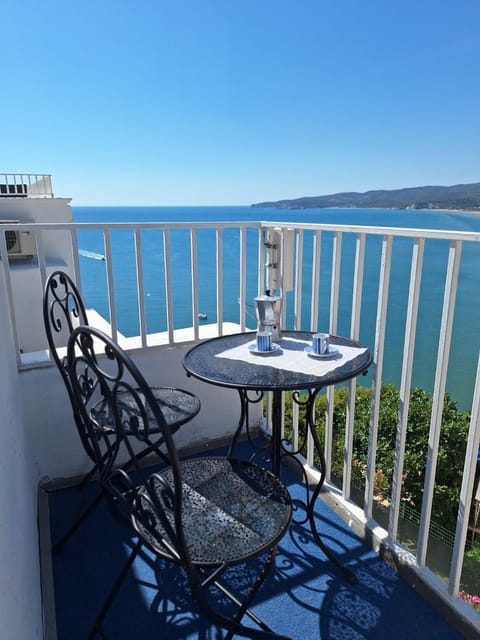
[{"left": 73, "top": 206, "right": 480, "bottom": 411}]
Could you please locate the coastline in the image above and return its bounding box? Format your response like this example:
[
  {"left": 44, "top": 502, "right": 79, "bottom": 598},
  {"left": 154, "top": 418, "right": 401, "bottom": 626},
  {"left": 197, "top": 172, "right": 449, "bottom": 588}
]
[
  {"left": 251, "top": 183, "right": 480, "bottom": 213},
  {"left": 252, "top": 205, "right": 480, "bottom": 215}
]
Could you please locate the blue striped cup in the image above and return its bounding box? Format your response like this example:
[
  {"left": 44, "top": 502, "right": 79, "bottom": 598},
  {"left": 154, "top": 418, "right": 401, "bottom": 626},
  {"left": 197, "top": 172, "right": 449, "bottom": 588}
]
[
  {"left": 256, "top": 331, "right": 273, "bottom": 352},
  {"left": 312, "top": 332, "right": 329, "bottom": 355}
]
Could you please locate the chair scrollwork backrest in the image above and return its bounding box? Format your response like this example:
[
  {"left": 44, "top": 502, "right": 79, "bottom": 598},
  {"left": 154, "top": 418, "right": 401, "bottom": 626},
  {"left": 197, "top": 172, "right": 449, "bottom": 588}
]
[
  {"left": 66, "top": 325, "right": 187, "bottom": 558},
  {"left": 43, "top": 270, "right": 96, "bottom": 458},
  {"left": 43, "top": 270, "right": 89, "bottom": 387}
]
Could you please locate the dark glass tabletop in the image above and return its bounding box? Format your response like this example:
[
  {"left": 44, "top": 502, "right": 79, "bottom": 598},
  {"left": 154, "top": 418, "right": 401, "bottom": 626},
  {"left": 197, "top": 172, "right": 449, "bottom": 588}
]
[{"left": 183, "top": 331, "right": 372, "bottom": 392}]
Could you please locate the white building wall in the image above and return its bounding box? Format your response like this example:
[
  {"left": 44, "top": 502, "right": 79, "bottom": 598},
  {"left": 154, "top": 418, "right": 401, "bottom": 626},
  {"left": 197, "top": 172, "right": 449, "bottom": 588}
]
[
  {"left": 0, "top": 268, "right": 43, "bottom": 639},
  {"left": 0, "top": 197, "right": 75, "bottom": 353},
  {"left": 0, "top": 196, "right": 72, "bottom": 224}
]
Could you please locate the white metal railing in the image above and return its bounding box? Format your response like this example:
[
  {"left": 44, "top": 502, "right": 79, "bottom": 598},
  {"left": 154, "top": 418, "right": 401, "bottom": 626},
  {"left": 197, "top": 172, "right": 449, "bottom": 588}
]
[
  {"left": 0, "top": 220, "right": 263, "bottom": 363},
  {"left": 0, "top": 173, "right": 53, "bottom": 197},
  {"left": 1, "top": 218, "right": 480, "bottom": 629},
  {"left": 261, "top": 220, "right": 480, "bottom": 629}
]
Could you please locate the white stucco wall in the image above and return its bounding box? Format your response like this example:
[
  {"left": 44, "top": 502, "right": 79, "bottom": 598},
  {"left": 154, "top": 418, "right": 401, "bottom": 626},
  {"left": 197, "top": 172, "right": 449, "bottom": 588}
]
[
  {"left": 0, "top": 268, "right": 43, "bottom": 638},
  {"left": 0, "top": 196, "right": 72, "bottom": 224},
  {"left": 0, "top": 197, "right": 75, "bottom": 353}
]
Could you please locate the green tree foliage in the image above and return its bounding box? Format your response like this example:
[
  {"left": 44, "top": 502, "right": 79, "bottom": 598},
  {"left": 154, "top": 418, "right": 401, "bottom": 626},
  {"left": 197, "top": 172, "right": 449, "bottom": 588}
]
[{"left": 284, "top": 383, "right": 472, "bottom": 532}]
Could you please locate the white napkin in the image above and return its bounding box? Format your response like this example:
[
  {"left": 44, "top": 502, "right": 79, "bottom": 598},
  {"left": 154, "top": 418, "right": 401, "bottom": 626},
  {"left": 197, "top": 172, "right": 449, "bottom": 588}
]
[{"left": 216, "top": 337, "right": 367, "bottom": 376}]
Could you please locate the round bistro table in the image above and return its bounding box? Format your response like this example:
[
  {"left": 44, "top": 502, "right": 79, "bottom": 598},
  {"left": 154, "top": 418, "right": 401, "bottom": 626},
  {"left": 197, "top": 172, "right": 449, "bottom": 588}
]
[{"left": 183, "top": 330, "right": 372, "bottom": 581}]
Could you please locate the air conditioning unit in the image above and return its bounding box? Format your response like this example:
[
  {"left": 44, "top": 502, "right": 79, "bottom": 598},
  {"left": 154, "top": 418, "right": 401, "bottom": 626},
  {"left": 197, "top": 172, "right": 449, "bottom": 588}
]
[{"left": 0, "top": 221, "right": 37, "bottom": 261}]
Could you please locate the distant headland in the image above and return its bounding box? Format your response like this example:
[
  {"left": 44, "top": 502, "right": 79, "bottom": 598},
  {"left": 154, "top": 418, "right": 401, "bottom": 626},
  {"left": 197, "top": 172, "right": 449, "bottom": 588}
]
[{"left": 251, "top": 182, "right": 480, "bottom": 211}]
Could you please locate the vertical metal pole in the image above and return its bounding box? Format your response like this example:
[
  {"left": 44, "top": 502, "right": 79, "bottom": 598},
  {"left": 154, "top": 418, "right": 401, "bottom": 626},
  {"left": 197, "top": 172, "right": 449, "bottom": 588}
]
[
  {"left": 365, "top": 235, "right": 393, "bottom": 518},
  {"left": 216, "top": 227, "right": 223, "bottom": 336},
  {"left": 417, "top": 240, "right": 462, "bottom": 566},
  {"left": 103, "top": 228, "right": 118, "bottom": 340},
  {"left": 310, "top": 230, "right": 322, "bottom": 332},
  {"left": 134, "top": 229, "right": 147, "bottom": 348},
  {"left": 239, "top": 227, "right": 247, "bottom": 331},
  {"left": 389, "top": 237, "right": 424, "bottom": 539},
  {"left": 448, "top": 351, "right": 480, "bottom": 596},
  {"left": 293, "top": 229, "right": 303, "bottom": 330},
  {"left": 163, "top": 229, "right": 174, "bottom": 344},
  {"left": 324, "top": 231, "right": 342, "bottom": 483},
  {"left": 343, "top": 233, "right": 365, "bottom": 499}
]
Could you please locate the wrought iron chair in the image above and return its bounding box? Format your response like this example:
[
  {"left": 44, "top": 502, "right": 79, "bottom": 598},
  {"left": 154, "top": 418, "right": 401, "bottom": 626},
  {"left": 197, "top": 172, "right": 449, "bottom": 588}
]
[
  {"left": 43, "top": 270, "right": 201, "bottom": 549},
  {"left": 67, "top": 325, "right": 293, "bottom": 639}
]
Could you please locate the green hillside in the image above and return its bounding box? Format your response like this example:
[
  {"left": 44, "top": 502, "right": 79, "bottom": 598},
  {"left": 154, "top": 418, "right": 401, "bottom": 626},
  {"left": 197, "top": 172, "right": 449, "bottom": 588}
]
[{"left": 252, "top": 182, "right": 480, "bottom": 211}]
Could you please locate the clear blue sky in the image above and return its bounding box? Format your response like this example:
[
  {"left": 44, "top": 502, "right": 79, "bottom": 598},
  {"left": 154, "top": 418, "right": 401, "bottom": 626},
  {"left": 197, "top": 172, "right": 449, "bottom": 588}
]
[{"left": 2, "top": 0, "right": 479, "bottom": 206}]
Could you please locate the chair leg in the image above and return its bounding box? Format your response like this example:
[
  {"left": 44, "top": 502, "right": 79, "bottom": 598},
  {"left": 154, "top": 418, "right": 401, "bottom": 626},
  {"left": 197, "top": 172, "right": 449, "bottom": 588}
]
[
  {"left": 194, "top": 547, "right": 292, "bottom": 640},
  {"left": 224, "top": 547, "right": 278, "bottom": 640},
  {"left": 88, "top": 538, "right": 143, "bottom": 639},
  {"left": 52, "top": 464, "right": 102, "bottom": 554}
]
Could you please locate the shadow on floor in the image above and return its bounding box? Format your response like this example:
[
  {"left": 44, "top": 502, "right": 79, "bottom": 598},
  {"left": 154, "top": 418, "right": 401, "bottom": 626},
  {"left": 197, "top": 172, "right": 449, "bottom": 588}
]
[{"left": 44, "top": 446, "right": 463, "bottom": 639}]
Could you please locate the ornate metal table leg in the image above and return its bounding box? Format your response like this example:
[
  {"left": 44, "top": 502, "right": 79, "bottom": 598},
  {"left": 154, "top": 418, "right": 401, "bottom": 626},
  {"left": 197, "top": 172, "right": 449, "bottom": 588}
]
[
  {"left": 303, "top": 388, "right": 357, "bottom": 584},
  {"left": 271, "top": 390, "right": 283, "bottom": 476},
  {"left": 271, "top": 388, "right": 356, "bottom": 583},
  {"left": 229, "top": 384, "right": 356, "bottom": 583},
  {"left": 228, "top": 389, "right": 271, "bottom": 464}
]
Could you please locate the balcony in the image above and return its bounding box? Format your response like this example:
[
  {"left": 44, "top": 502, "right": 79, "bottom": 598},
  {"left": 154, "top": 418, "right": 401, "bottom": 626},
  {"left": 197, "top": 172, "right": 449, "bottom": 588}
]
[
  {"left": 42, "top": 439, "right": 466, "bottom": 639},
  {"left": 0, "top": 217, "right": 479, "bottom": 638},
  {"left": 0, "top": 173, "right": 53, "bottom": 198}
]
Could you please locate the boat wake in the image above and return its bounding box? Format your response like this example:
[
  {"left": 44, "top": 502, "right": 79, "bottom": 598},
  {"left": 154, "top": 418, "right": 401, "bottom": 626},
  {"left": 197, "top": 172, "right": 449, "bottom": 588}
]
[{"left": 79, "top": 249, "right": 105, "bottom": 261}]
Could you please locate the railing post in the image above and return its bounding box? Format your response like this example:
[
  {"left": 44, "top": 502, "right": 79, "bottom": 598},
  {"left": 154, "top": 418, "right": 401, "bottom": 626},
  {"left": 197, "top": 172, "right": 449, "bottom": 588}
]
[
  {"left": 389, "top": 236, "right": 425, "bottom": 540},
  {"left": 365, "top": 234, "right": 393, "bottom": 519},
  {"left": 343, "top": 232, "right": 366, "bottom": 499},
  {"left": 417, "top": 240, "right": 462, "bottom": 567}
]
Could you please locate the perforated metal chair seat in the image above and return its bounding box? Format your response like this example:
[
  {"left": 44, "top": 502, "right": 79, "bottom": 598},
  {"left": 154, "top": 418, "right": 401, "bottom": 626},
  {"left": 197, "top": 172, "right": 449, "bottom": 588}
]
[
  {"left": 91, "top": 387, "right": 201, "bottom": 434},
  {"left": 149, "top": 387, "right": 201, "bottom": 428},
  {"left": 133, "top": 457, "right": 292, "bottom": 565}
]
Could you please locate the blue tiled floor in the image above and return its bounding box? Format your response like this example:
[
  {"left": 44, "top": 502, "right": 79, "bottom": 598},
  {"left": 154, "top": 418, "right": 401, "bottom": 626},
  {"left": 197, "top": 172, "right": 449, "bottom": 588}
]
[{"left": 46, "top": 445, "right": 463, "bottom": 639}]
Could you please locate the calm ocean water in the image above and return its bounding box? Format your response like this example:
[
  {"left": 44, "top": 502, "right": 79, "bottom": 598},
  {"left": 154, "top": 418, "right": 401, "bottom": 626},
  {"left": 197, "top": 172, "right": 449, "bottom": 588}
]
[{"left": 73, "top": 206, "right": 480, "bottom": 410}]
